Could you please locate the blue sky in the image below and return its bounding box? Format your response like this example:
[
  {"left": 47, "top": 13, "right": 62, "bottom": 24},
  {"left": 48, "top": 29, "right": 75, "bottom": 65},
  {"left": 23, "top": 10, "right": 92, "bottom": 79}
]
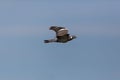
[{"left": 0, "top": 0, "right": 120, "bottom": 80}]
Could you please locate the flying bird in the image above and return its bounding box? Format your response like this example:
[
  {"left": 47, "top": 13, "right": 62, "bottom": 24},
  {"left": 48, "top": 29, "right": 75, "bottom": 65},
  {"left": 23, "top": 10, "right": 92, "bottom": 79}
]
[{"left": 44, "top": 26, "right": 76, "bottom": 43}]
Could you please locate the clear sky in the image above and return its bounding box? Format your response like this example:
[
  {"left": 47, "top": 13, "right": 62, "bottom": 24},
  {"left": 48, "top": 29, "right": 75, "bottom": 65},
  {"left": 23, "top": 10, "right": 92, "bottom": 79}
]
[{"left": 0, "top": 0, "right": 120, "bottom": 80}]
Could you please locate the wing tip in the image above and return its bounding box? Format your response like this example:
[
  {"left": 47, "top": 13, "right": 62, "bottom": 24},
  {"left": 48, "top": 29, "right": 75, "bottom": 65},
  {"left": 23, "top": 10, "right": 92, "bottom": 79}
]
[{"left": 49, "top": 26, "right": 58, "bottom": 30}]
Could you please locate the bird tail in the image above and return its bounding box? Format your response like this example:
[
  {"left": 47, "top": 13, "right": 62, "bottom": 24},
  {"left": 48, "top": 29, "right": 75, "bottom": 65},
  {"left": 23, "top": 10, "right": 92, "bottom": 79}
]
[
  {"left": 44, "top": 39, "right": 57, "bottom": 43},
  {"left": 44, "top": 40, "right": 50, "bottom": 43}
]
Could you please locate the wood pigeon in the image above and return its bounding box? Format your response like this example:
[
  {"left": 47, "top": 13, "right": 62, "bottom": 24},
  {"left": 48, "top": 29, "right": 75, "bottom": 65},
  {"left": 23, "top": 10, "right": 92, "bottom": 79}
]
[{"left": 44, "top": 26, "right": 76, "bottom": 43}]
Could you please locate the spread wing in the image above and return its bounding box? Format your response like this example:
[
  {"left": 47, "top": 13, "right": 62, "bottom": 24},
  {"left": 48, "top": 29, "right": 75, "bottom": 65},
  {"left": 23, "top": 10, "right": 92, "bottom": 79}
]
[
  {"left": 49, "top": 26, "right": 65, "bottom": 32},
  {"left": 49, "top": 26, "right": 68, "bottom": 36}
]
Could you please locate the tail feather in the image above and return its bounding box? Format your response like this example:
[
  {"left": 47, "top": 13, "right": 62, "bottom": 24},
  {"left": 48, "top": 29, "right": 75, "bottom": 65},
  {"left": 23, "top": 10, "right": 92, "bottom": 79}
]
[
  {"left": 44, "top": 40, "right": 50, "bottom": 43},
  {"left": 44, "top": 39, "right": 57, "bottom": 43}
]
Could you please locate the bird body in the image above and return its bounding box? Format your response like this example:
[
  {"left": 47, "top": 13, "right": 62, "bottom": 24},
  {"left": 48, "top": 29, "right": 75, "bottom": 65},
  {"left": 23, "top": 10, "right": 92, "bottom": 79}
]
[{"left": 44, "top": 26, "right": 76, "bottom": 43}]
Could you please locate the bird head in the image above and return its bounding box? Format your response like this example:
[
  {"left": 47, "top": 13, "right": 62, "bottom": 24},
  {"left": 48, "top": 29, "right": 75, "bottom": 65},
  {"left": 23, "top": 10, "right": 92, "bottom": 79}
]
[{"left": 71, "top": 35, "right": 77, "bottom": 39}]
